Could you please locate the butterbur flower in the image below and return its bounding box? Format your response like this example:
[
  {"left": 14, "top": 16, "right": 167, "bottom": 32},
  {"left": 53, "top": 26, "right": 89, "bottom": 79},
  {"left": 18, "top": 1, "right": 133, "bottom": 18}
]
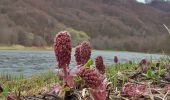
[
  {"left": 77, "top": 67, "right": 102, "bottom": 89},
  {"left": 80, "top": 41, "right": 91, "bottom": 65},
  {"left": 74, "top": 41, "right": 91, "bottom": 65},
  {"left": 54, "top": 31, "right": 72, "bottom": 69},
  {"left": 114, "top": 56, "right": 118, "bottom": 64},
  {"left": 95, "top": 56, "right": 105, "bottom": 74},
  {"left": 139, "top": 59, "right": 147, "bottom": 66},
  {"left": 122, "top": 82, "right": 147, "bottom": 97},
  {"left": 122, "top": 83, "right": 137, "bottom": 97},
  {"left": 54, "top": 31, "right": 72, "bottom": 86},
  {"left": 74, "top": 46, "right": 82, "bottom": 65},
  {"left": 139, "top": 59, "right": 149, "bottom": 72}
]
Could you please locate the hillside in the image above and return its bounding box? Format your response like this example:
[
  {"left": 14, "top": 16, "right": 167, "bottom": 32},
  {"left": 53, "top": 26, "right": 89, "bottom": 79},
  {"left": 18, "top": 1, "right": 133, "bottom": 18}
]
[
  {"left": 150, "top": 1, "right": 170, "bottom": 12},
  {"left": 0, "top": 0, "right": 170, "bottom": 52}
]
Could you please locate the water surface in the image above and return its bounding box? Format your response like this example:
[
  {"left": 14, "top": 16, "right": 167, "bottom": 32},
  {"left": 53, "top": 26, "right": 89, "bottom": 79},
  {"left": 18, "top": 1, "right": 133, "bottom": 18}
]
[{"left": 0, "top": 50, "right": 165, "bottom": 77}]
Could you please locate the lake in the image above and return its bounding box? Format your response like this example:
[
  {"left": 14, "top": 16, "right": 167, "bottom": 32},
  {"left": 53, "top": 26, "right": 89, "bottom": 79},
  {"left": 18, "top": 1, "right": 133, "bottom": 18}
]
[{"left": 0, "top": 50, "right": 166, "bottom": 77}]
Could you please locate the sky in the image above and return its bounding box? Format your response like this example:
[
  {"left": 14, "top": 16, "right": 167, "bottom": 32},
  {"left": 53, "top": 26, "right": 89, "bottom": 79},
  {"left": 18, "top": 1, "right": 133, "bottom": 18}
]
[{"left": 136, "top": 0, "right": 145, "bottom": 3}]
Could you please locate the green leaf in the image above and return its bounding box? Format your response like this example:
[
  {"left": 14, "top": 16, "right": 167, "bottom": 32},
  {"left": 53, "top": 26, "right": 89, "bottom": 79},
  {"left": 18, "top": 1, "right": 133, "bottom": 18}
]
[
  {"left": 63, "top": 86, "right": 70, "bottom": 92},
  {"left": 2, "top": 87, "right": 10, "bottom": 97},
  {"left": 84, "top": 59, "right": 93, "bottom": 68},
  {"left": 158, "top": 69, "right": 165, "bottom": 76},
  {"left": 146, "top": 69, "right": 154, "bottom": 78}
]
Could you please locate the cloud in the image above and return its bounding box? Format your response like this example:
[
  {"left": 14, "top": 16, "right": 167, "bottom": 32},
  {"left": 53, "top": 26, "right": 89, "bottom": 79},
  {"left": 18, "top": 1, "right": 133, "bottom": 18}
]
[{"left": 136, "top": 0, "right": 145, "bottom": 3}]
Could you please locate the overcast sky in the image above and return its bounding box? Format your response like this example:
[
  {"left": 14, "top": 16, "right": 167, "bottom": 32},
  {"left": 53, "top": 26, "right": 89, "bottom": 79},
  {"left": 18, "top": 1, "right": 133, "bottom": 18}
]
[{"left": 137, "top": 0, "right": 145, "bottom": 3}]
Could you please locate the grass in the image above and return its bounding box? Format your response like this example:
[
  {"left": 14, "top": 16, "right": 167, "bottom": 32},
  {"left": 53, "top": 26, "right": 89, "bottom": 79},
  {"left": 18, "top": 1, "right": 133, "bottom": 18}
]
[
  {"left": 0, "top": 45, "right": 52, "bottom": 51},
  {"left": 0, "top": 62, "right": 147, "bottom": 96},
  {"left": 0, "top": 59, "right": 170, "bottom": 99},
  {"left": 106, "top": 58, "right": 170, "bottom": 87},
  {"left": 0, "top": 71, "right": 60, "bottom": 98},
  {"left": 106, "top": 62, "right": 138, "bottom": 88}
]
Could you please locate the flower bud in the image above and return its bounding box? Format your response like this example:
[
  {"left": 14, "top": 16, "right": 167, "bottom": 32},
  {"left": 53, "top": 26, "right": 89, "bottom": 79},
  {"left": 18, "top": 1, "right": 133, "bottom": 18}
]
[
  {"left": 114, "top": 56, "right": 118, "bottom": 64},
  {"left": 54, "top": 31, "right": 72, "bottom": 69},
  {"left": 95, "top": 56, "right": 105, "bottom": 74},
  {"left": 74, "top": 41, "right": 91, "bottom": 65},
  {"left": 77, "top": 67, "right": 102, "bottom": 89},
  {"left": 74, "top": 46, "right": 82, "bottom": 65},
  {"left": 80, "top": 41, "right": 91, "bottom": 65}
]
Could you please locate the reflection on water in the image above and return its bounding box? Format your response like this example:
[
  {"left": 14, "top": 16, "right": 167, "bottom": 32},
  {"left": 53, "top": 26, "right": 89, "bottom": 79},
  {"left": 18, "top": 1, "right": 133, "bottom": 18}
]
[{"left": 0, "top": 50, "right": 166, "bottom": 77}]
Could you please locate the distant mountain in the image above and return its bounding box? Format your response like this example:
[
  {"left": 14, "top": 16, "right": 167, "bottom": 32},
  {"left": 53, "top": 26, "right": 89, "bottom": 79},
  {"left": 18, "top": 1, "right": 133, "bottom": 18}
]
[
  {"left": 137, "top": 0, "right": 170, "bottom": 3},
  {"left": 0, "top": 0, "right": 170, "bottom": 52},
  {"left": 145, "top": 0, "right": 153, "bottom": 3},
  {"left": 150, "top": 0, "right": 170, "bottom": 12}
]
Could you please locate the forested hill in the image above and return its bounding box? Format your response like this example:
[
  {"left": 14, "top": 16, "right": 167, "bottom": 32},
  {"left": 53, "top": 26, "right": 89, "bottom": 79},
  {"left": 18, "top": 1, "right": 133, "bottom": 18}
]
[{"left": 0, "top": 0, "right": 170, "bottom": 52}]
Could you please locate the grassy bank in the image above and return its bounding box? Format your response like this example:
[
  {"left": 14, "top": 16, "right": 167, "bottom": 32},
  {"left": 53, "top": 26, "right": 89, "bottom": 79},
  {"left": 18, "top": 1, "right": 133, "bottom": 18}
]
[
  {"left": 0, "top": 45, "right": 52, "bottom": 51},
  {"left": 0, "top": 59, "right": 170, "bottom": 96},
  {"left": 1, "top": 63, "right": 136, "bottom": 98},
  {"left": 0, "top": 71, "right": 59, "bottom": 97}
]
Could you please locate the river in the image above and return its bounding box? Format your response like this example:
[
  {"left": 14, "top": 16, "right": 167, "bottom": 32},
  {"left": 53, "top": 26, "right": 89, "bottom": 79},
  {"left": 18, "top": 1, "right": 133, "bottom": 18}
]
[{"left": 0, "top": 50, "right": 166, "bottom": 77}]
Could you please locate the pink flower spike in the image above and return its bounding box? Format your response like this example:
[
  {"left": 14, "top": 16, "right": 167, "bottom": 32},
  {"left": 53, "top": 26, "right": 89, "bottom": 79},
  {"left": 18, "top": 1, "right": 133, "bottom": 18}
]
[
  {"left": 95, "top": 56, "right": 105, "bottom": 74},
  {"left": 77, "top": 67, "right": 102, "bottom": 89},
  {"left": 54, "top": 31, "right": 72, "bottom": 69},
  {"left": 139, "top": 59, "right": 150, "bottom": 72},
  {"left": 122, "top": 82, "right": 147, "bottom": 97},
  {"left": 74, "top": 41, "right": 91, "bottom": 66},
  {"left": 140, "top": 59, "right": 147, "bottom": 65},
  {"left": 74, "top": 46, "right": 82, "bottom": 65},
  {"left": 80, "top": 41, "right": 91, "bottom": 65},
  {"left": 122, "top": 82, "right": 137, "bottom": 97},
  {"left": 114, "top": 56, "right": 118, "bottom": 64}
]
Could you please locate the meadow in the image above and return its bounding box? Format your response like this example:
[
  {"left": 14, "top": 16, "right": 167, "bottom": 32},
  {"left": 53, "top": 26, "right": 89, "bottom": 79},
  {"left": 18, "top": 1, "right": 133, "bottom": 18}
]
[{"left": 1, "top": 59, "right": 170, "bottom": 99}]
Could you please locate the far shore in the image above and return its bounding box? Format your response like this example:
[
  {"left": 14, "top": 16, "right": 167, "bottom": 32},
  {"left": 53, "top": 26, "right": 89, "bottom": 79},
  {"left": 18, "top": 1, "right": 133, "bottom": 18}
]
[
  {"left": 0, "top": 45, "right": 168, "bottom": 56},
  {"left": 0, "top": 45, "right": 53, "bottom": 51}
]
